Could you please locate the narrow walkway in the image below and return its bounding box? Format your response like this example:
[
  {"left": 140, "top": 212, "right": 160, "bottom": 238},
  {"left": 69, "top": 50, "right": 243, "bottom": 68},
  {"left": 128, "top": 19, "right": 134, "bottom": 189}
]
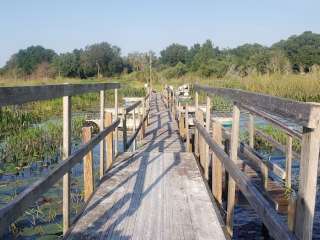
[{"left": 68, "top": 93, "right": 226, "bottom": 240}]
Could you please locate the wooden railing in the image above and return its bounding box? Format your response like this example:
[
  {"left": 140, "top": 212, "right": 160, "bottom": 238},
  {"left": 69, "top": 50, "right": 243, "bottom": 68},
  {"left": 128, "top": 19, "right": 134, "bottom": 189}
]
[
  {"left": 165, "top": 84, "right": 320, "bottom": 240},
  {"left": 0, "top": 83, "right": 149, "bottom": 237},
  {"left": 122, "top": 94, "right": 150, "bottom": 152}
]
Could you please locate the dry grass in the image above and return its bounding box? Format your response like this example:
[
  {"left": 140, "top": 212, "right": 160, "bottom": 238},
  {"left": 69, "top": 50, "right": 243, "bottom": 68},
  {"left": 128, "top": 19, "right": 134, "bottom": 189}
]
[{"left": 163, "top": 70, "right": 320, "bottom": 102}]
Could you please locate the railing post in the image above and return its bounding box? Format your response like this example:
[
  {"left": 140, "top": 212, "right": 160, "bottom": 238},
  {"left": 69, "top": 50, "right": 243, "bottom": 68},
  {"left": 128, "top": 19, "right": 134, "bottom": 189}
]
[
  {"left": 205, "top": 95, "right": 211, "bottom": 180},
  {"left": 198, "top": 111, "right": 205, "bottom": 169},
  {"left": 62, "top": 95, "right": 71, "bottom": 235},
  {"left": 123, "top": 109, "right": 127, "bottom": 152},
  {"left": 285, "top": 135, "right": 292, "bottom": 189},
  {"left": 226, "top": 103, "right": 240, "bottom": 236},
  {"left": 185, "top": 103, "right": 190, "bottom": 152},
  {"left": 99, "top": 90, "right": 105, "bottom": 179},
  {"left": 139, "top": 106, "right": 144, "bottom": 141},
  {"left": 105, "top": 112, "right": 113, "bottom": 170},
  {"left": 212, "top": 120, "right": 223, "bottom": 204},
  {"left": 195, "top": 92, "right": 199, "bottom": 157},
  {"left": 82, "top": 127, "right": 94, "bottom": 202},
  {"left": 294, "top": 125, "right": 320, "bottom": 239},
  {"left": 172, "top": 91, "right": 175, "bottom": 114},
  {"left": 114, "top": 88, "right": 118, "bottom": 156},
  {"left": 142, "top": 100, "right": 146, "bottom": 138},
  {"left": 133, "top": 108, "right": 136, "bottom": 151},
  {"left": 248, "top": 114, "right": 254, "bottom": 148}
]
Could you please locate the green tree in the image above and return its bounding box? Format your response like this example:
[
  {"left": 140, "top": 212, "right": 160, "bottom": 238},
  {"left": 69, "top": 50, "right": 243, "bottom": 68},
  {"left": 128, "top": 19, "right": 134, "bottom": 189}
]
[
  {"left": 272, "top": 31, "right": 320, "bottom": 72},
  {"left": 52, "top": 52, "right": 81, "bottom": 77},
  {"left": 80, "top": 42, "right": 124, "bottom": 77},
  {"left": 4, "top": 46, "right": 56, "bottom": 76},
  {"left": 160, "top": 43, "right": 189, "bottom": 66}
]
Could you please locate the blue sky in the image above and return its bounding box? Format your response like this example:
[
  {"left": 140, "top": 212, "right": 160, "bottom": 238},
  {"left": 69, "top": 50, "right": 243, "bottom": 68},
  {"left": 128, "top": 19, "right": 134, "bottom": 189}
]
[{"left": 0, "top": 0, "right": 319, "bottom": 67}]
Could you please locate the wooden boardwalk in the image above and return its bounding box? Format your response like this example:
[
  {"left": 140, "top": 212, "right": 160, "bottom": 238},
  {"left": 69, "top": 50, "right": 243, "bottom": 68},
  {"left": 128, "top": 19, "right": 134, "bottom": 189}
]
[{"left": 68, "top": 93, "right": 226, "bottom": 240}]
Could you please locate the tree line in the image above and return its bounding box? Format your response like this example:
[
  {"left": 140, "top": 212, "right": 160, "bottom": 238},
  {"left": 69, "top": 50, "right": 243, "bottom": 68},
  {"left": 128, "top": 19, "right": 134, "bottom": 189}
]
[{"left": 1, "top": 31, "right": 320, "bottom": 80}]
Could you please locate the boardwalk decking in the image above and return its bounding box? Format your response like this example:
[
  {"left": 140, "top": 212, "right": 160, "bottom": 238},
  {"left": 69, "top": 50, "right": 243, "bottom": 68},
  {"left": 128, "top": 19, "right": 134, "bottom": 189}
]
[{"left": 68, "top": 93, "right": 226, "bottom": 240}]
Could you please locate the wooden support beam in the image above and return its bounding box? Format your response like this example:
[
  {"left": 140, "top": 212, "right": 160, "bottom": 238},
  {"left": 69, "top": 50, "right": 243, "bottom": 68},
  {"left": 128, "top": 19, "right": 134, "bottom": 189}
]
[
  {"left": 248, "top": 114, "right": 254, "bottom": 148},
  {"left": 212, "top": 120, "right": 223, "bottom": 204},
  {"left": 205, "top": 95, "right": 211, "bottom": 180},
  {"left": 62, "top": 95, "right": 71, "bottom": 235},
  {"left": 288, "top": 195, "right": 297, "bottom": 231},
  {"left": 133, "top": 108, "right": 136, "bottom": 151},
  {"left": 185, "top": 104, "right": 190, "bottom": 152},
  {"left": 114, "top": 89, "right": 118, "bottom": 156},
  {"left": 0, "top": 83, "right": 120, "bottom": 107},
  {"left": 226, "top": 103, "right": 240, "bottom": 236},
  {"left": 195, "top": 91, "right": 199, "bottom": 157},
  {"left": 99, "top": 90, "right": 105, "bottom": 179},
  {"left": 294, "top": 126, "right": 320, "bottom": 240},
  {"left": 105, "top": 112, "right": 113, "bottom": 170},
  {"left": 82, "top": 127, "right": 94, "bottom": 202},
  {"left": 285, "top": 135, "right": 293, "bottom": 189},
  {"left": 198, "top": 112, "right": 205, "bottom": 169},
  {"left": 142, "top": 99, "right": 146, "bottom": 138},
  {"left": 123, "top": 111, "right": 127, "bottom": 152}
]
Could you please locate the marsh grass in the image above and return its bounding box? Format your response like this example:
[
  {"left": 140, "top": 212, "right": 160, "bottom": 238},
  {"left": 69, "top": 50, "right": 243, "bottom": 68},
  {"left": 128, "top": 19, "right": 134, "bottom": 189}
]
[{"left": 163, "top": 70, "right": 320, "bottom": 102}]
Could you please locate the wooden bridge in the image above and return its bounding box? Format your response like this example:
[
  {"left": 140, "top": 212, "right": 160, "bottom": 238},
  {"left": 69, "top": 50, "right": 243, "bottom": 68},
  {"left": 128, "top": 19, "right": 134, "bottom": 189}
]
[{"left": 0, "top": 82, "right": 320, "bottom": 240}]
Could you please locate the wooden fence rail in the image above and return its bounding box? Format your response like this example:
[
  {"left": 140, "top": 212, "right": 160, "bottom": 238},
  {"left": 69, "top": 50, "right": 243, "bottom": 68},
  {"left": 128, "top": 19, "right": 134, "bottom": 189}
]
[
  {"left": 164, "top": 83, "right": 320, "bottom": 240},
  {"left": 193, "top": 84, "right": 320, "bottom": 240},
  {"left": 195, "top": 120, "right": 296, "bottom": 240},
  {"left": 0, "top": 82, "right": 151, "bottom": 238},
  {"left": 122, "top": 94, "right": 150, "bottom": 152}
]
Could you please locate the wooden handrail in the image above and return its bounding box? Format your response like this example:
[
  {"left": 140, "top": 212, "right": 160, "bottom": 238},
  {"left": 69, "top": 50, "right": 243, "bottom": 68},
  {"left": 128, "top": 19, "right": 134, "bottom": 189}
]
[
  {"left": 0, "top": 83, "right": 120, "bottom": 107},
  {"left": 126, "top": 108, "right": 150, "bottom": 149},
  {"left": 0, "top": 118, "right": 120, "bottom": 236},
  {"left": 194, "top": 119, "right": 296, "bottom": 240},
  {"left": 125, "top": 100, "right": 142, "bottom": 114},
  {"left": 194, "top": 84, "right": 320, "bottom": 128},
  {"left": 239, "top": 103, "right": 302, "bottom": 139}
]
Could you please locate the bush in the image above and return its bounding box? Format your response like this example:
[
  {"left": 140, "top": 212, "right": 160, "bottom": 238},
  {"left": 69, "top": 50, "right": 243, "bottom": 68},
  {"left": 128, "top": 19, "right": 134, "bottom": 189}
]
[
  {"left": 162, "top": 62, "right": 187, "bottom": 79},
  {"left": 198, "top": 59, "right": 229, "bottom": 78}
]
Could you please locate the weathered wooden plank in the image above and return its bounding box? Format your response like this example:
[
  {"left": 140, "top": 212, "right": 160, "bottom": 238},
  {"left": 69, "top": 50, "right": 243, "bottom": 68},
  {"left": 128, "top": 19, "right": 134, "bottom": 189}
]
[
  {"left": 226, "top": 104, "right": 240, "bottom": 236},
  {"left": 0, "top": 119, "right": 120, "bottom": 237},
  {"left": 105, "top": 112, "right": 114, "bottom": 170},
  {"left": 133, "top": 108, "right": 137, "bottom": 151},
  {"left": 123, "top": 110, "right": 128, "bottom": 152},
  {"left": 204, "top": 96, "right": 211, "bottom": 180},
  {"left": 294, "top": 126, "right": 320, "bottom": 240},
  {"left": 185, "top": 104, "right": 190, "bottom": 152},
  {"left": 195, "top": 119, "right": 296, "bottom": 240},
  {"left": 114, "top": 88, "right": 118, "bottom": 156},
  {"left": 100, "top": 90, "right": 105, "bottom": 179},
  {"left": 0, "top": 83, "right": 120, "bottom": 107},
  {"left": 212, "top": 120, "right": 223, "bottom": 204},
  {"left": 195, "top": 91, "right": 199, "bottom": 157},
  {"left": 82, "top": 127, "right": 94, "bottom": 202},
  {"left": 285, "top": 136, "right": 293, "bottom": 189},
  {"left": 63, "top": 95, "right": 71, "bottom": 235},
  {"left": 194, "top": 84, "right": 320, "bottom": 128},
  {"left": 198, "top": 111, "right": 205, "bottom": 169},
  {"left": 248, "top": 114, "right": 254, "bottom": 148}
]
